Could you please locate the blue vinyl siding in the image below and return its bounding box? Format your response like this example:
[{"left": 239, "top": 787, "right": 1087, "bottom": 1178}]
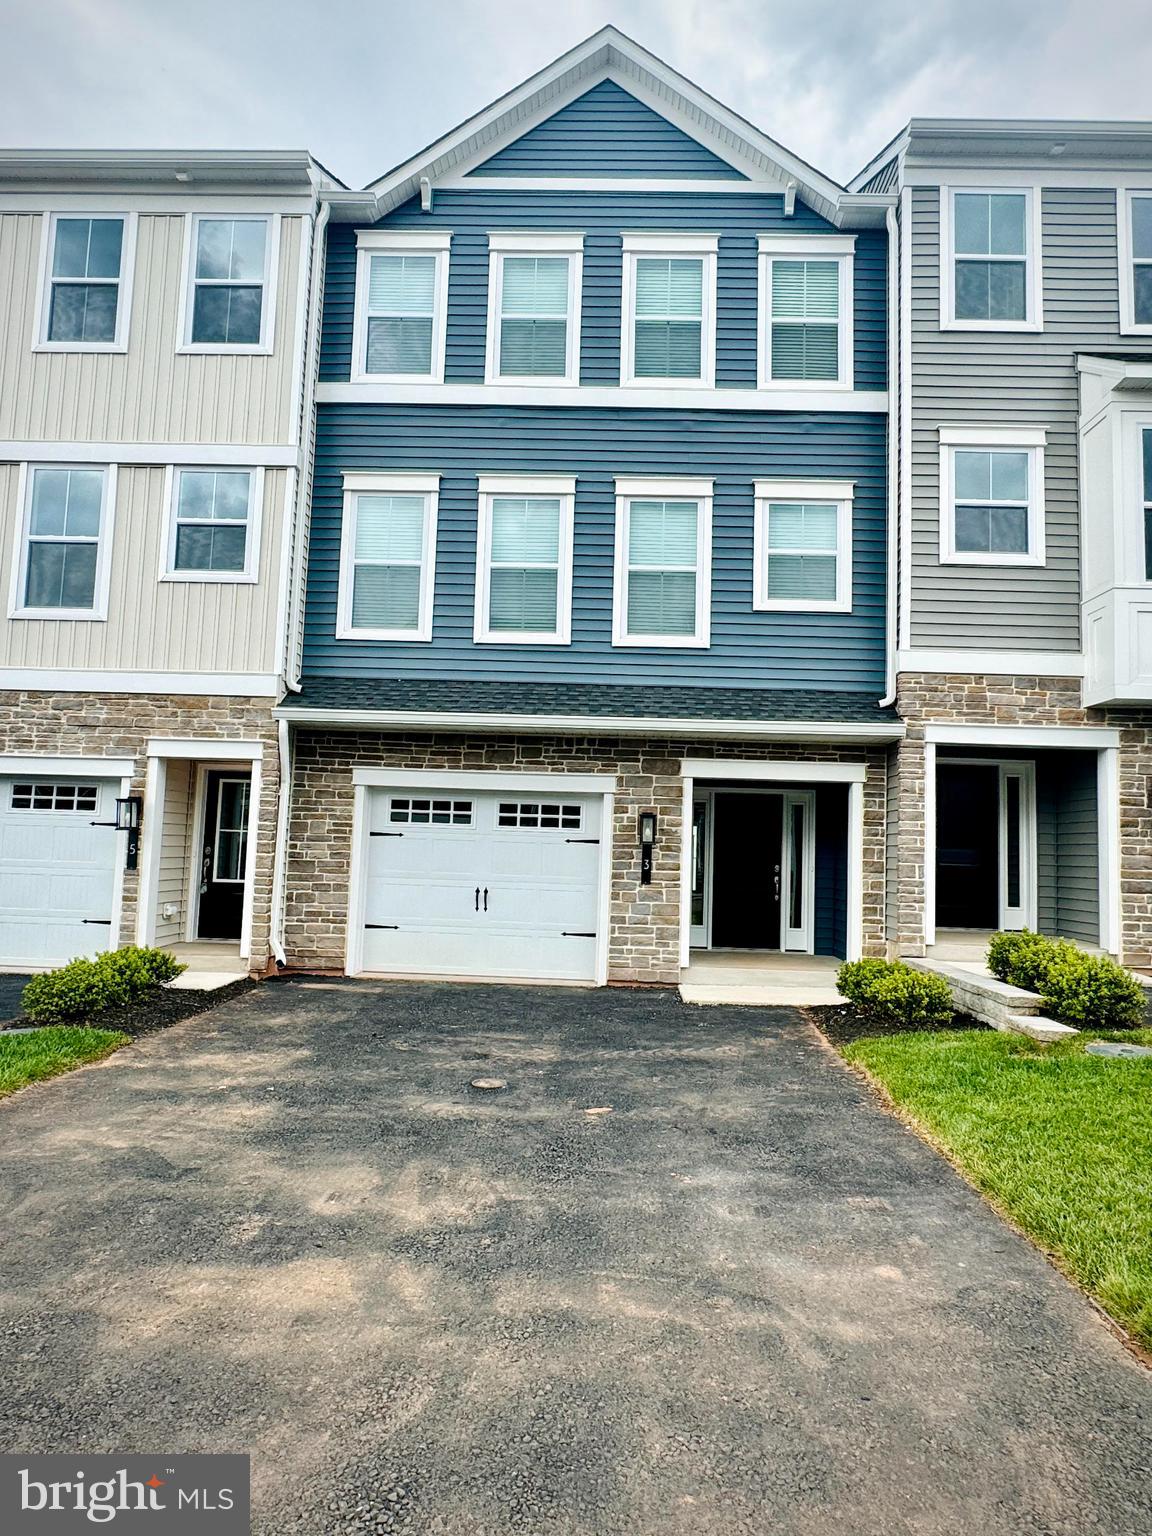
[
  {"left": 467, "top": 81, "right": 747, "bottom": 180},
  {"left": 814, "top": 785, "right": 849, "bottom": 957},
  {"left": 304, "top": 405, "right": 886, "bottom": 692},
  {"left": 319, "top": 192, "right": 887, "bottom": 393}
]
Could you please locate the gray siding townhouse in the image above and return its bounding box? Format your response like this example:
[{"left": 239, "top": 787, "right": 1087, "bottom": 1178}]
[
  {"left": 0, "top": 151, "right": 335, "bottom": 973},
  {"left": 853, "top": 121, "right": 1152, "bottom": 964}
]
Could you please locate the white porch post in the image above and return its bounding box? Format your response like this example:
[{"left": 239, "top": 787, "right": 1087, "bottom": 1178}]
[
  {"left": 923, "top": 741, "right": 937, "bottom": 949},
  {"left": 679, "top": 776, "right": 693, "bottom": 969},
  {"left": 135, "top": 755, "right": 166, "bottom": 948},
  {"left": 847, "top": 778, "right": 864, "bottom": 960}
]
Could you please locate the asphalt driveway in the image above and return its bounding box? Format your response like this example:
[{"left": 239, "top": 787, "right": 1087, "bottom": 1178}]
[{"left": 0, "top": 982, "right": 1148, "bottom": 1535}]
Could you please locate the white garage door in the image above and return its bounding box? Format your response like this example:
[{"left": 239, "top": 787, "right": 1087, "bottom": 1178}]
[
  {"left": 0, "top": 777, "right": 121, "bottom": 966},
  {"left": 361, "top": 788, "right": 604, "bottom": 981}
]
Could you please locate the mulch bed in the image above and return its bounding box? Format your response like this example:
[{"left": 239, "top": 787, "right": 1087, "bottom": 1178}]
[
  {"left": 0, "top": 978, "right": 256, "bottom": 1038},
  {"left": 807, "top": 1002, "right": 987, "bottom": 1046}
]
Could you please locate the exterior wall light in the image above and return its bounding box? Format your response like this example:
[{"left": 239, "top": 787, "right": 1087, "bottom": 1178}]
[{"left": 638, "top": 810, "right": 657, "bottom": 885}]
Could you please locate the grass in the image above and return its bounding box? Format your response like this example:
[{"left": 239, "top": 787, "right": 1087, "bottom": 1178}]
[
  {"left": 843, "top": 1027, "right": 1152, "bottom": 1351},
  {"left": 0, "top": 1027, "right": 129, "bottom": 1099}
]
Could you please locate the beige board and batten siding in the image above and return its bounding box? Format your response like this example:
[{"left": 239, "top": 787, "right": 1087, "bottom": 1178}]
[
  {"left": 154, "top": 757, "right": 194, "bottom": 946},
  {"left": 909, "top": 185, "right": 1152, "bottom": 652},
  {"left": 0, "top": 212, "right": 304, "bottom": 445},
  {"left": 0, "top": 461, "right": 285, "bottom": 674}
]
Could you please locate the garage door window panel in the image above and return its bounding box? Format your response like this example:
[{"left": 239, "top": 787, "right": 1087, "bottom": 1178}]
[
  {"left": 389, "top": 798, "right": 473, "bottom": 826},
  {"left": 10, "top": 782, "right": 99, "bottom": 812}
]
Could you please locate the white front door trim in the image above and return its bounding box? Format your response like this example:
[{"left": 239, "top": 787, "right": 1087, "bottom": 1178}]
[{"left": 925, "top": 724, "right": 1120, "bottom": 750}]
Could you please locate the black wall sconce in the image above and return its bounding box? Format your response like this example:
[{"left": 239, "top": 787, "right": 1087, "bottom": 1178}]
[
  {"left": 638, "top": 810, "right": 657, "bottom": 885},
  {"left": 115, "top": 795, "right": 143, "bottom": 872}
]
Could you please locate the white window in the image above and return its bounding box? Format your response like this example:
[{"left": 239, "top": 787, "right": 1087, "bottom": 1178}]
[
  {"left": 620, "top": 234, "right": 717, "bottom": 387},
  {"left": 753, "top": 480, "right": 854, "bottom": 612},
  {"left": 353, "top": 231, "right": 450, "bottom": 383},
  {"left": 497, "top": 802, "right": 582, "bottom": 829},
  {"left": 757, "top": 236, "right": 854, "bottom": 387},
  {"left": 180, "top": 214, "right": 276, "bottom": 352},
  {"left": 9, "top": 464, "right": 115, "bottom": 620},
  {"left": 474, "top": 475, "right": 575, "bottom": 645},
  {"left": 485, "top": 233, "right": 583, "bottom": 385},
  {"left": 10, "top": 782, "right": 99, "bottom": 812},
  {"left": 389, "top": 797, "right": 473, "bottom": 825},
  {"left": 612, "top": 477, "right": 712, "bottom": 648},
  {"left": 1119, "top": 191, "right": 1152, "bottom": 335},
  {"left": 36, "top": 213, "right": 134, "bottom": 351},
  {"left": 337, "top": 472, "right": 439, "bottom": 641},
  {"left": 213, "top": 779, "right": 250, "bottom": 882},
  {"left": 939, "top": 428, "right": 1046, "bottom": 566},
  {"left": 941, "top": 188, "right": 1042, "bottom": 331},
  {"left": 162, "top": 467, "right": 261, "bottom": 582},
  {"left": 1144, "top": 426, "right": 1152, "bottom": 581}
]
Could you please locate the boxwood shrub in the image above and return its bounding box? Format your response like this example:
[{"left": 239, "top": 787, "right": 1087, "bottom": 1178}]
[
  {"left": 21, "top": 946, "right": 186, "bottom": 1024},
  {"left": 836, "top": 958, "right": 954, "bottom": 1029},
  {"left": 986, "top": 930, "right": 1147, "bottom": 1028}
]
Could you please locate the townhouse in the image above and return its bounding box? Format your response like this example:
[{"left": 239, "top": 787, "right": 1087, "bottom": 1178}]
[
  {"left": 274, "top": 29, "right": 900, "bottom": 988},
  {"left": 853, "top": 120, "right": 1152, "bottom": 965},
  {"left": 0, "top": 150, "right": 334, "bottom": 972}
]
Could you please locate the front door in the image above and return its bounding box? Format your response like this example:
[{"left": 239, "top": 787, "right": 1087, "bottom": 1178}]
[
  {"left": 935, "top": 764, "right": 999, "bottom": 928},
  {"left": 196, "top": 770, "right": 250, "bottom": 940},
  {"left": 709, "top": 793, "right": 783, "bottom": 948}
]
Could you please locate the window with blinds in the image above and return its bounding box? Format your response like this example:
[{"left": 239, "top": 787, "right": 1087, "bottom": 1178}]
[
  {"left": 347, "top": 492, "right": 430, "bottom": 635},
  {"left": 497, "top": 256, "right": 570, "bottom": 377},
  {"left": 364, "top": 252, "right": 438, "bottom": 375},
  {"left": 623, "top": 498, "right": 701, "bottom": 639},
  {"left": 769, "top": 259, "right": 840, "bottom": 380},
  {"left": 763, "top": 503, "right": 840, "bottom": 604},
  {"left": 484, "top": 496, "right": 562, "bottom": 635},
  {"left": 633, "top": 257, "right": 704, "bottom": 378}
]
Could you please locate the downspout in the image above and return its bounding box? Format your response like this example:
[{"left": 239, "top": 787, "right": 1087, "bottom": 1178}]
[
  {"left": 879, "top": 201, "right": 900, "bottom": 707},
  {"left": 269, "top": 715, "right": 292, "bottom": 966}
]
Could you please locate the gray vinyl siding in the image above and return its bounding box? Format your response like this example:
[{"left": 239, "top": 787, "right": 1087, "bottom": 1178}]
[
  {"left": 908, "top": 184, "right": 1152, "bottom": 652},
  {"left": 1052, "top": 751, "right": 1099, "bottom": 943}
]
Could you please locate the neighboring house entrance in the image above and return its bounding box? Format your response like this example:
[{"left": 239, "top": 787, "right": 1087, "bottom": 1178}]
[
  {"left": 0, "top": 775, "right": 123, "bottom": 967},
  {"left": 350, "top": 777, "right": 612, "bottom": 982},
  {"left": 196, "top": 770, "right": 252, "bottom": 940},
  {"left": 935, "top": 760, "right": 1035, "bottom": 932}
]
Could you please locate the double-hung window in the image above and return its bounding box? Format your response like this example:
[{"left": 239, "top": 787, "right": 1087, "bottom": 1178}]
[
  {"left": 12, "top": 464, "right": 114, "bottom": 619},
  {"left": 1143, "top": 427, "right": 1152, "bottom": 580},
  {"left": 1119, "top": 191, "right": 1152, "bottom": 334},
  {"left": 621, "top": 235, "right": 717, "bottom": 387},
  {"left": 758, "top": 236, "right": 854, "bottom": 386},
  {"left": 613, "top": 478, "right": 712, "bottom": 647},
  {"left": 182, "top": 215, "right": 275, "bottom": 350},
  {"left": 485, "top": 233, "right": 583, "bottom": 385},
  {"left": 753, "top": 480, "right": 854, "bottom": 612},
  {"left": 474, "top": 475, "right": 575, "bottom": 644},
  {"left": 939, "top": 428, "right": 1046, "bottom": 566},
  {"left": 163, "top": 467, "right": 261, "bottom": 582},
  {"left": 942, "top": 188, "right": 1041, "bottom": 330},
  {"left": 37, "top": 214, "right": 133, "bottom": 350},
  {"left": 337, "top": 472, "right": 439, "bottom": 641},
  {"left": 353, "top": 231, "right": 450, "bottom": 383}
]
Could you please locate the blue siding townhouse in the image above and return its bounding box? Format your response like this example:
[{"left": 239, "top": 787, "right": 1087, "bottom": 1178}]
[{"left": 276, "top": 28, "right": 901, "bottom": 988}]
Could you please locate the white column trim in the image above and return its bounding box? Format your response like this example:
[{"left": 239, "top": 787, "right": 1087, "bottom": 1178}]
[
  {"left": 135, "top": 756, "right": 165, "bottom": 948},
  {"left": 1098, "top": 746, "right": 1122, "bottom": 956},
  {"left": 679, "top": 775, "right": 694, "bottom": 970},
  {"left": 923, "top": 741, "right": 937, "bottom": 948},
  {"left": 847, "top": 780, "right": 865, "bottom": 961}
]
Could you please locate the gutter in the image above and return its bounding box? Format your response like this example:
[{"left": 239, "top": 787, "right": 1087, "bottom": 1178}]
[
  {"left": 879, "top": 201, "right": 900, "bottom": 707},
  {"left": 272, "top": 706, "right": 904, "bottom": 745}
]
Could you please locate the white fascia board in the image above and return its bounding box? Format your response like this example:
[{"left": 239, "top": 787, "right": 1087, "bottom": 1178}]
[
  {"left": 898, "top": 648, "right": 1085, "bottom": 678},
  {"left": 314, "top": 382, "right": 887, "bottom": 413},
  {"left": 355, "top": 228, "right": 452, "bottom": 250},
  {"left": 147, "top": 738, "right": 264, "bottom": 761},
  {"left": 487, "top": 230, "right": 585, "bottom": 252},
  {"left": 757, "top": 233, "right": 857, "bottom": 254},
  {"left": 342, "top": 471, "right": 442, "bottom": 493},
  {"left": 0, "top": 669, "right": 282, "bottom": 695},
  {"left": 0, "top": 754, "right": 136, "bottom": 776},
  {"left": 0, "top": 442, "right": 297, "bottom": 466},
  {"left": 477, "top": 473, "right": 576, "bottom": 495},
  {"left": 275, "top": 706, "right": 904, "bottom": 743},
  {"left": 938, "top": 424, "right": 1048, "bottom": 446},
  {"left": 925, "top": 723, "right": 1120, "bottom": 749},
  {"left": 352, "top": 767, "right": 616, "bottom": 793},
  {"left": 681, "top": 758, "right": 867, "bottom": 783}
]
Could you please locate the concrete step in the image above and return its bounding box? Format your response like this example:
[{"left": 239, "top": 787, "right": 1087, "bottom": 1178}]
[{"left": 905, "top": 956, "right": 1076, "bottom": 1038}]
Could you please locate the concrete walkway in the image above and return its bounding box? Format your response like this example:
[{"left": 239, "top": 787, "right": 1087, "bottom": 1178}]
[{"left": 0, "top": 981, "right": 1148, "bottom": 1535}]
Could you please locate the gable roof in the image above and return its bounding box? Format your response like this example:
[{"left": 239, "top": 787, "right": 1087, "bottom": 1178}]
[{"left": 356, "top": 26, "right": 887, "bottom": 228}]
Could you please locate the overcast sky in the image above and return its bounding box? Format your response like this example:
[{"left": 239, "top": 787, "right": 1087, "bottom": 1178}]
[{"left": 2, "top": 0, "right": 1149, "bottom": 187}]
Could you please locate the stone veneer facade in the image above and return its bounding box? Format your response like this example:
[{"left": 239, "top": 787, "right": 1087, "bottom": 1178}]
[
  {"left": 283, "top": 729, "right": 890, "bottom": 984},
  {"left": 0, "top": 691, "right": 281, "bottom": 968},
  {"left": 891, "top": 672, "right": 1152, "bottom": 966}
]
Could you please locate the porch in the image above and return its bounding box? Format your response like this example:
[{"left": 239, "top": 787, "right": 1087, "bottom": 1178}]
[{"left": 679, "top": 950, "right": 843, "bottom": 1006}]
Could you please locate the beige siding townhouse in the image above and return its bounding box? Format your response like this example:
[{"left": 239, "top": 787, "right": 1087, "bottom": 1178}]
[{"left": 0, "top": 151, "right": 334, "bottom": 973}]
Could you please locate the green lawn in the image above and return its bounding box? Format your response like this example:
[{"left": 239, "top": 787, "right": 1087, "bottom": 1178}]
[
  {"left": 844, "top": 1028, "right": 1152, "bottom": 1351},
  {"left": 0, "top": 1027, "right": 129, "bottom": 1099}
]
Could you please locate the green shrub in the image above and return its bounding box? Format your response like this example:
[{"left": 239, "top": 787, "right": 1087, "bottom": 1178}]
[
  {"left": 987, "top": 930, "right": 1079, "bottom": 992},
  {"left": 1040, "top": 952, "right": 1147, "bottom": 1030},
  {"left": 836, "top": 958, "right": 954, "bottom": 1029},
  {"left": 21, "top": 946, "right": 185, "bottom": 1023}
]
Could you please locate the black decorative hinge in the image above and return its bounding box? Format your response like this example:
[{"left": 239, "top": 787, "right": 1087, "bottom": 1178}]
[
  {"left": 562, "top": 931, "right": 596, "bottom": 938},
  {"left": 565, "top": 837, "right": 600, "bottom": 844},
  {"left": 365, "top": 923, "right": 399, "bottom": 930},
  {"left": 82, "top": 918, "right": 113, "bottom": 926},
  {"left": 370, "top": 831, "right": 404, "bottom": 838}
]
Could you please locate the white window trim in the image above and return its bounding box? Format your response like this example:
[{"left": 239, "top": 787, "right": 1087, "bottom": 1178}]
[
  {"left": 336, "top": 471, "right": 440, "bottom": 642},
  {"left": 752, "top": 478, "right": 854, "bottom": 613},
  {"left": 620, "top": 233, "right": 718, "bottom": 389},
  {"left": 756, "top": 235, "right": 855, "bottom": 390},
  {"left": 32, "top": 211, "right": 137, "bottom": 354},
  {"left": 474, "top": 473, "right": 575, "bottom": 645},
  {"left": 484, "top": 232, "right": 583, "bottom": 387},
  {"left": 1118, "top": 189, "right": 1152, "bottom": 337},
  {"left": 938, "top": 427, "right": 1046, "bottom": 567},
  {"left": 939, "top": 186, "right": 1043, "bottom": 333},
  {"left": 612, "top": 475, "right": 713, "bottom": 649},
  {"left": 352, "top": 229, "right": 451, "bottom": 385},
  {"left": 8, "top": 461, "right": 117, "bottom": 621},
  {"left": 159, "top": 464, "right": 264, "bottom": 584},
  {"left": 176, "top": 212, "right": 280, "bottom": 356}
]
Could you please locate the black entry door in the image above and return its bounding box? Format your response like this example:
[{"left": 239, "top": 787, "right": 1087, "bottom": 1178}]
[
  {"left": 936, "top": 764, "right": 999, "bottom": 928},
  {"left": 709, "top": 793, "right": 783, "bottom": 949},
  {"left": 196, "top": 770, "right": 251, "bottom": 940}
]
